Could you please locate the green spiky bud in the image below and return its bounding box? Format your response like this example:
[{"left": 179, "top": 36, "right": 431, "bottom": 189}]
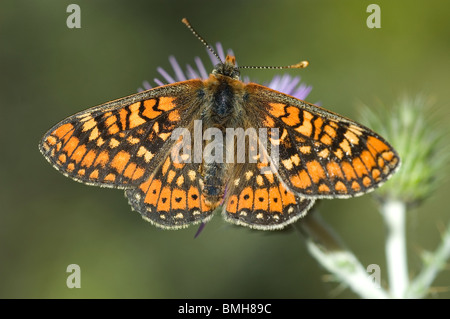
[{"left": 359, "top": 95, "right": 449, "bottom": 206}]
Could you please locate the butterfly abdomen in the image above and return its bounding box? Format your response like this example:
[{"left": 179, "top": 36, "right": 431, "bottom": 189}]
[{"left": 202, "top": 161, "right": 225, "bottom": 208}]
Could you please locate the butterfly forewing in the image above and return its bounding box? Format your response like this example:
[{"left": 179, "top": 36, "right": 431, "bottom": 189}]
[
  {"left": 245, "top": 83, "right": 400, "bottom": 198},
  {"left": 39, "top": 80, "right": 203, "bottom": 188}
]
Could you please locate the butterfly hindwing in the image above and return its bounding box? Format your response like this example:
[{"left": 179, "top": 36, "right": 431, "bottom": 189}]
[
  {"left": 222, "top": 162, "right": 315, "bottom": 230},
  {"left": 125, "top": 155, "right": 214, "bottom": 229},
  {"left": 245, "top": 83, "right": 400, "bottom": 198}
]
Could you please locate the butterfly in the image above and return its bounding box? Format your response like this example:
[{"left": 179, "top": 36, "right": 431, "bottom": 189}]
[{"left": 39, "top": 18, "right": 400, "bottom": 230}]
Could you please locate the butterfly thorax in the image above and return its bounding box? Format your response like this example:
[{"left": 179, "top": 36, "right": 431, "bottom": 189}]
[
  {"left": 204, "top": 55, "right": 244, "bottom": 124},
  {"left": 202, "top": 56, "right": 246, "bottom": 127}
]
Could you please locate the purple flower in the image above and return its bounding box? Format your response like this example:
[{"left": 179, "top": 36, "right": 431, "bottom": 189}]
[
  {"left": 138, "top": 42, "right": 313, "bottom": 101},
  {"left": 266, "top": 74, "right": 312, "bottom": 100}
]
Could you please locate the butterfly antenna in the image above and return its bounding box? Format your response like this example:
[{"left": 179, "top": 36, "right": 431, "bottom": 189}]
[
  {"left": 182, "top": 18, "right": 223, "bottom": 64},
  {"left": 239, "top": 60, "right": 309, "bottom": 70}
]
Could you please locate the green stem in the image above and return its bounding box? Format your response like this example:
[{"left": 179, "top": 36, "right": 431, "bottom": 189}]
[
  {"left": 380, "top": 199, "right": 408, "bottom": 298},
  {"left": 296, "top": 211, "right": 390, "bottom": 299}
]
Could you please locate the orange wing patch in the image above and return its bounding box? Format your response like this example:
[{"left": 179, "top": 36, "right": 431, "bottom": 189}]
[
  {"left": 223, "top": 164, "right": 315, "bottom": 230},
  {"left": 125, "top": 154, "right": 214, "bottom": 229}
]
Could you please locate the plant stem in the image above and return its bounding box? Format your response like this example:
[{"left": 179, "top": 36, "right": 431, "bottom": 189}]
[
  {"left": 380, "top": 199, "right": 408, "bottom": 298},
  {"left": 296, "top": 211, "right": 390, "bottom": 299}
]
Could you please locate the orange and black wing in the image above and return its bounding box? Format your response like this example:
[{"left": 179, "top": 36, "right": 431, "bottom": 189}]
[
  {"left": 124, "top": 126, "right": 215, "bottom": 229},
  {"left": 222, "top": 161, "right": 314, "bottom": 230},
  {"left": 125, "top": 154, "right": 214, "bottom": 229},
  {"left": 39, "top": 80, "right": 216, "bottom": 228},
  {"left": 39, "top": 80, "right": 202, "bottom": 188},
  {"left": 245, "top": 83, "right": 400, "bottom": 198}
]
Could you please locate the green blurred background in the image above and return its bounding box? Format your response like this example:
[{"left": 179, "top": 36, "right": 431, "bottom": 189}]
[{"left": 1, "top": 0, "right": 449, "bottom": 298}]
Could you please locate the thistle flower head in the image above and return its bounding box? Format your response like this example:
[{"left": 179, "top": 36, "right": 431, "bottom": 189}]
[{"left": 359, "top": 94, "right": 449, "bottom": 206}]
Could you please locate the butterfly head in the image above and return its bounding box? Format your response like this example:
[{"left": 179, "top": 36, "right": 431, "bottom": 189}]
[{"left": 212, "top": 54, "right": 240, "bottom": 80}]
